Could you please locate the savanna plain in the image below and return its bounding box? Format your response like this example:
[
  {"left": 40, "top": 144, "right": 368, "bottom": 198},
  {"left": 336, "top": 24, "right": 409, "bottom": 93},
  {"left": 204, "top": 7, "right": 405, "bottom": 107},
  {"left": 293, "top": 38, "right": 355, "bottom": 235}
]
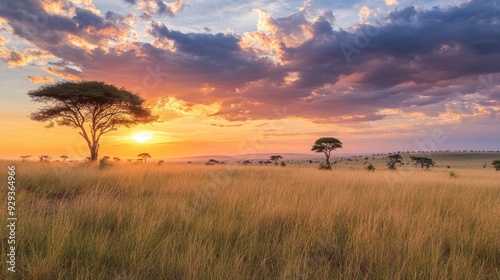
[{"left": 0, "top": 152, "right": 499, "bottom": 279}]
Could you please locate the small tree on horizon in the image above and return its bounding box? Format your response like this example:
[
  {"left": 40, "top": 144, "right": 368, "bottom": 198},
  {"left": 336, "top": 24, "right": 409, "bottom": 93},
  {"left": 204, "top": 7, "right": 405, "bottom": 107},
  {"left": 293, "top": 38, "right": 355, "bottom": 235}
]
[
  {"left": 20, "top": 155, "right": 32, "bottom": 161},
  {"left": 28, "top": 81, "right": 158, "bottom": 162},
  {"left": 138, "top": 153, "right": 151, "bottom": 163},
  {"left": 60, "top": 155, "right": 69, "bottom": 162},
  {"left": 410, "top": 156, "right": 435, "bottom": 169},
  {"left": 270, "top": 155, "right": 283, "bottom": 165},
  {"left": 387, "top": 154, "right": 403, "bottom": 170},
  {"left": 311, "top": 137, "right": 343, "bottom": 170},
  {"left": 113, "top": 157, "right": 121, "bottom": 162},
  {"left": 39, "top": 155, "right": 51, "bottom": 162}
]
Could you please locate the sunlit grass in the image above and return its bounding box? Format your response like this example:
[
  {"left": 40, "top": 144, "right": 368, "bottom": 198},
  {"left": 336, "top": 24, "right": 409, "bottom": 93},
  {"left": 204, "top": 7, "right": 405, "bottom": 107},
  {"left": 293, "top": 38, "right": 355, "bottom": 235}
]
[{"left": 0, "top": 159, "right": 499, "bottom": 279}]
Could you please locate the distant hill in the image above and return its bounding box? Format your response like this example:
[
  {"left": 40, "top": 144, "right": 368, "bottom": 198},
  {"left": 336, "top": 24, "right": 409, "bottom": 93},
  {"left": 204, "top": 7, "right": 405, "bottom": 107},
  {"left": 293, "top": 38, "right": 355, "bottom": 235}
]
[{"left": 163, "top": 153, "right": 326, "bottom": 162}]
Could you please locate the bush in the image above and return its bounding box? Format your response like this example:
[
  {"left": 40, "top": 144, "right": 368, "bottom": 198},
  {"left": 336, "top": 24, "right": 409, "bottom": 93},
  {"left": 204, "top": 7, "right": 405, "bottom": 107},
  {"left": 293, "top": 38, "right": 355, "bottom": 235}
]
[
  {"left": 366, "top": 164, "right": 375, "bottom": 172},
  {"left": 280, "top": 161, "right": 286, "bottom": 167},
  {"left": 99, "top": 157, "right": 110, "bottom": 170},
  {"left": 449, "top": 171, "right": 457, "bottom": 178},
  {"left": 492, "top": 160, "right": 500, "bottom": 171},
  {"left": 318, "top": 163, "right": 331, "bottom": 170}
]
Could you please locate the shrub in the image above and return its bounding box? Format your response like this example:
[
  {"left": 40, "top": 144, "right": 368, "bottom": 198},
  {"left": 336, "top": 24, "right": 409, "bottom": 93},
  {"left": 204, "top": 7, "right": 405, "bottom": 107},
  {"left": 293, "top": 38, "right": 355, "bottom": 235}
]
[
  {"left": 99, "top": 157, "right": 110, "bottom": 170},
  {"left": 318, "top": 162, "right": 331, "bottom": 170},
  {"left": 449, "top": 171, "right": 457, "bottom": 178},
  {"left": 492, "top": 160, "right": 500, "bottom": 171},
  {"left": 366, "top": 164, "right": 375, "bottom": 172},
  {"left": 280, "top": 161, "right": 286, "bottom": 167}
]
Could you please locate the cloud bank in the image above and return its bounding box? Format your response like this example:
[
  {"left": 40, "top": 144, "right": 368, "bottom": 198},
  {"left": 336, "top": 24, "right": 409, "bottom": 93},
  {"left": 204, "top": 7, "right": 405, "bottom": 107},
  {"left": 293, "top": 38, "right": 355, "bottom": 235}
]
[{"left": 0, "top": 0, "right": 498, "bottom": 125}]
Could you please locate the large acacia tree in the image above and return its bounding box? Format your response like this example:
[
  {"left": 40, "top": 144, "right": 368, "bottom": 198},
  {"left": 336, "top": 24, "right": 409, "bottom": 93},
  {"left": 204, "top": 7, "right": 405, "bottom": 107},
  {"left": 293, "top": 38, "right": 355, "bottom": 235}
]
[
  {"left": 28, "top": 81, "right": 158, "bottom": 161},
  {"left": 311, "top": 137, "right": 343, "bottom": 169}
]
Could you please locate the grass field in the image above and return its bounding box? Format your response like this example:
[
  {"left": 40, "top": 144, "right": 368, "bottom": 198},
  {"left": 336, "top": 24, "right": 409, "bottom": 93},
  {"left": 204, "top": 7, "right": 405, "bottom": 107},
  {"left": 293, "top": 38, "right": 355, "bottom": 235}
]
[{"left": 0, "top": 153, "right": 499, "bottom": 279}]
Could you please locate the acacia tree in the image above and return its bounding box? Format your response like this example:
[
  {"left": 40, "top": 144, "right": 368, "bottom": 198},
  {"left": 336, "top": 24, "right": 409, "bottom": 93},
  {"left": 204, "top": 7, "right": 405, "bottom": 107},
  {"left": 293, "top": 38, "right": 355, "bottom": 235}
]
[
  {"left": 28, "top": 81, "right": 158, "bottom": 161},
  {"left": 410, "top": 156, "right": 435, "bottom": 169},
  {"left": 387, "top": 154, "right": 403, "bottom": 170},
  {"left": 60, "top": 155, "right": 69, "bottom": 162},
  {"left": 270, "top": 155, "right": 283, "bottom": 165},
  {"left": 311, "top": 138, "right": 343, "bottom": 169},
  {"left": 20, "top": 155, "right": 32, "bottom": 161},
  {"left": 138, "top": 153, "right": 151, "bottom": 163}
]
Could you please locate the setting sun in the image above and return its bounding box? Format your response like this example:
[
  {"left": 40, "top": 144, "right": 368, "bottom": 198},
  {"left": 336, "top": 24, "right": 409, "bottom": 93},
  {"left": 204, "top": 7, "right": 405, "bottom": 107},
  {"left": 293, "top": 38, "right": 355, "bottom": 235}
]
[{"left": 131, "top": 131, "right": 153, "bottom": 143}]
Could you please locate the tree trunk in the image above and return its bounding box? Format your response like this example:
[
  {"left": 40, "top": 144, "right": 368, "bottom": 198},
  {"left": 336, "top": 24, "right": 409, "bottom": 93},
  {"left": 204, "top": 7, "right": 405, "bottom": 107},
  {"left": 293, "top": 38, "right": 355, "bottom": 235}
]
[
  {"left": 325, "top": 154, "right": 331, "bottom": 169},
  {"left": 90, "top": 143, "right": 99, "bottom": 161}
]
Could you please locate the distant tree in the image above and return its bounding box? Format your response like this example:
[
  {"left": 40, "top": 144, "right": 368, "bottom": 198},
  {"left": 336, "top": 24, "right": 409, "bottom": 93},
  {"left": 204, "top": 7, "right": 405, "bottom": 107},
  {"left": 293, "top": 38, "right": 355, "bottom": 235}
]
[
  {"left": 270, "top": 155, "right": 283, "bottom": 165},
  {"left": 102, "top": 156, "right": 110, "bottom": 161},
  {"left": 113, "top": 157, "right": 121, "bottom": 162},
  {"left": 158, "top": 160, "right": 164, "bottom": 165},
  {"left": 60, "top": 155, "right": 69, "bottom": 162},
  {"left": 39, "top": 155, "right": 51, "bottom": 162},
  {"left": 20, "top": 155, "right": 32, "bottom": 161},
  {"left": 410, "top": 156, "right": 435, "bottom": 169},
  {"left": 28, "top": 81, "right": 158, "bottom": 161},
  {"left": 311, "top": 137, "right": 343, "bottom": 170},
  {"left": 280, "top": 161, "right": 286, "bottom": 167},
  {"left": 492, "top": 160, "right": 500, "bottom": 171},
  {"left": 242, "top": 160, "right": 252, "bottom": 165},
  {"left": 137, "top": 153, "right": 151, "bottom": 163},
  {"left": 205, "top": 159, "right": 220, "bottom": 165},
  {"left": 387, "top": 154, "right": 403, "bottom": 170}
]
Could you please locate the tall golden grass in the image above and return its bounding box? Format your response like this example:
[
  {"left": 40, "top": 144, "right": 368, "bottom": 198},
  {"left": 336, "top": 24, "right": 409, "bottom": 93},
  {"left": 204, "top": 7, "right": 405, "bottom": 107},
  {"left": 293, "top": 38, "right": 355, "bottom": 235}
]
[{"left": 0, "top": 159, "right": 499, "bottom": 279}]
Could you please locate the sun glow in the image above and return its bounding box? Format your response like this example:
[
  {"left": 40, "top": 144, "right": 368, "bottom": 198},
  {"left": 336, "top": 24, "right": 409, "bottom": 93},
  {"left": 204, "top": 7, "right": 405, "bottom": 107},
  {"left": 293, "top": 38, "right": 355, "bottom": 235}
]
[{"left": 131, "top": 131, "right": 153, "bottom": 143}]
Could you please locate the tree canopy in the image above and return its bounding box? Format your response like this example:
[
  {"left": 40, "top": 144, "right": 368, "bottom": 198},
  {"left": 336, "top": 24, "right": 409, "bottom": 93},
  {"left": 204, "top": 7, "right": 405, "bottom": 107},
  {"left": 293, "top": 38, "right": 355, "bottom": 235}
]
[
  {"left": 410, "top": 156, "right": 435, "bottom": 169},
  {"left": 387, "top": 154, "right": 403, "bottom": 170},
  {"left": 492, "top": 160, "right": 500, "bottom": 171},
  {"left": 28, "top": 81, "right": 158, "bottom": 161},
  {"left": 270, "top": 155, "right": 283, "bottom": 165}
]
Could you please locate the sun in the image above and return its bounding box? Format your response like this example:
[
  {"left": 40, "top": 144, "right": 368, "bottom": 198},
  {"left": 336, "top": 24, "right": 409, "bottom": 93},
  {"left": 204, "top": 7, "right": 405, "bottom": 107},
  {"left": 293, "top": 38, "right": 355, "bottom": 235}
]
[{"left": 131, "top": 131, "right": 153, "bottom": 143}]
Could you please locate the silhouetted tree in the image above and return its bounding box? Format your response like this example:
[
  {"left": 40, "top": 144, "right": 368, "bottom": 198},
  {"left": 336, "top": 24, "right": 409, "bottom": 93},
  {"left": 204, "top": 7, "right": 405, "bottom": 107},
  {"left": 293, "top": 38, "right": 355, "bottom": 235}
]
[
  {"left": 311, "top": 137, "right": 343, "bottom": 170},
  {"left": 138, "top": 153, "right": 151, "bottom": 163},
  {"left": 205, "top": 159, "right": 220, "bottom": 165},
  {"left": 387, "top": 154, "right": 403, "bottom": 170},
  {"left": 60, "top": 155, "right": 69, "bottom": 162},
  {"left": 39, "top": 155, "right": 51, "bottom": 162},
  {"left": 28, "top": 81, "right": 158, "bottom": 161},
  {"left": 113, "top": 157, "right": 121, "bottom": 162},
  {"left": 270, "top": 155, "right": 283, "bottom": 165},
  {"left": 20, "top": 155, "right": 31, "bottom": 161}
]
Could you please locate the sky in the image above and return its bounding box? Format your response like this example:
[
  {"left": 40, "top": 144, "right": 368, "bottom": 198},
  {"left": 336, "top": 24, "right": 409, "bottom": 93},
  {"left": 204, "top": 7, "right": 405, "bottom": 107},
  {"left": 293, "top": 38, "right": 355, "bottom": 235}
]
[{"left": 0, "top": 0, "right": 499, "bottom": 160}]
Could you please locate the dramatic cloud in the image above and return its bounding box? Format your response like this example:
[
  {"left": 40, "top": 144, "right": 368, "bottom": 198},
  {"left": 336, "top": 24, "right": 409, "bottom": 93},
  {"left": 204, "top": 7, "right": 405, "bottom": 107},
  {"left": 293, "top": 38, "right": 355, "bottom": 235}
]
[{"left": 0, "top": 0, "right": 498, "bottom": 125}]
